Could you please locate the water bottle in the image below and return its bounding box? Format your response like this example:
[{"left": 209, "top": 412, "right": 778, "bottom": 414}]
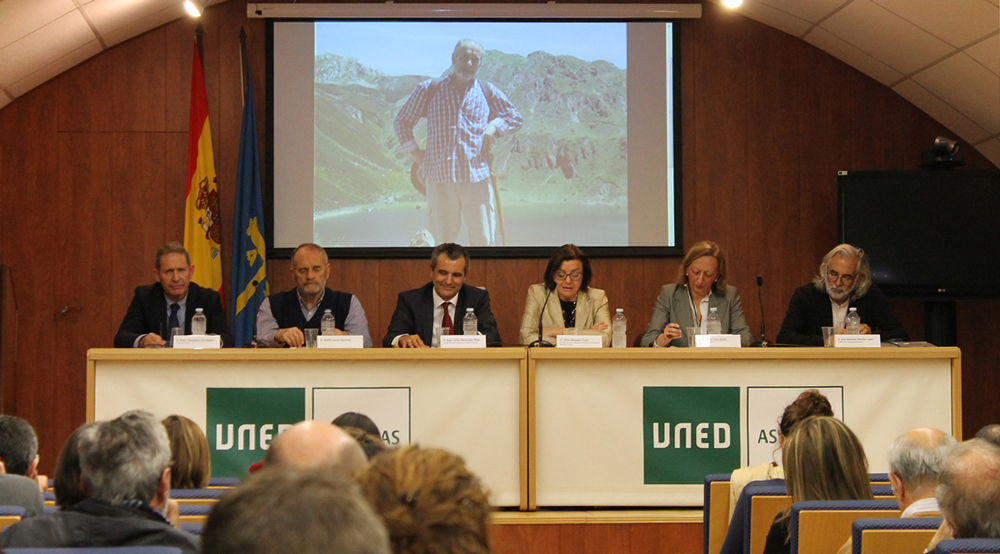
[
  {"left": 191, "top": 308, "right": 207, "bottom": 335},
  {"left": 612, "top": 308, "right": 627, "bottom": 348},
  {"left": 321, "top": 309, "right": 337, "bottom": 335},
  {"left": 845, "top": 307, "right": 861, "bottom": 334},
  {"left": 463, "top": 308, "right": 478, "bottom": 335},
  {"left": 706, "top": 307, "right": 722, "bottom": 334}
]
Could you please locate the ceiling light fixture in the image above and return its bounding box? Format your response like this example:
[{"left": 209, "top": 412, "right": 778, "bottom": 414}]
[
  {"left": 184, "top": 0, "right": 205, "bottom": 17},
  {"left": 722, "top": 0, "right": 743, "bottom": 8}
]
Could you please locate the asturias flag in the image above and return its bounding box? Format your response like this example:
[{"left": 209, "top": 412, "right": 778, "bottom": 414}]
[
  {"left": 230, "top": 29, "right": 269, "bottom": 347},
  {"left": 184, "top": 40, "right": 224, "bottom": 296}
]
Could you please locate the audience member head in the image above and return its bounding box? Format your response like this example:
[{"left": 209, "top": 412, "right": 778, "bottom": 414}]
[
  {"left": 53, "top": 423, "right": 95, "bottom": 509},
  {"left": 886, "top": 428, "right": 956, "bottom": 509},
  {"left": 543, "top": 244, "right": 593, "bottom": 297},
  {"left": 78, "top": 410, "right": 172, "bottom": 510},
  {"left": 429, "top": 243, "right": 469, "bottom": 302},
  {"left": 202, "top": 468, "right": 390, "bottom": 554},
  {"left": 162, "top": 415, "right": 211, "bottom": 489},
  {"left": 264, "top": 420, "right": 367, "bottom": 476},
  {"left": 778, "top": 389, "right": 834, "bottom": 440},
  {"left": 813, "top": 243, "right": 871, "bottom": 302},
  {"left": 935, "top": 438, "right": 1000, "bottom": 539},
  {"left": 675, "top": 240, "right": 728, "bottom": 295},
  {"left": 333, "top": 412, "right": 381, "bottom": 437},
  {"left": 974, "top": 424, "right": 1000, "bottom": 447},
  {"left": 782, "top": 416, "right": 872, "bottom": 503},
  {"left": 358, "top": 445, "right": 491, "bottom": 554},
  {"left": 0, "top": 414, "right": 39, "bottom": 477},
  {"left": 344, "top": 427, "right": 388, "bottom": 461}
]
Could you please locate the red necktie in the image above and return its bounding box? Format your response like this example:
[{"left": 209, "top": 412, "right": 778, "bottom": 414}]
[{"left": 442, "top": 301, "right": 455, "bottom": 336}]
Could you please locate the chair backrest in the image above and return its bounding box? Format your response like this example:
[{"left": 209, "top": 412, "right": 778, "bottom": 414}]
[
  {"left": 933, "top": 539, "right": 1000, "bottom": 554},
  {"left": 207, "top": 476, "right": 241, "bottom": 488},
  {"left": 180, "top": 521, "right": 204, "bottom": 535},
  {"left": 177, "top": 503, "right": 212, "bottom": 525},
  {"left": 745, "top": 483, "right": 791, "bottom": 554},
  {"left": 704, "top": 473, "right": 732, "bottom": 554},
  {"left": 789, "top": 500, "right": 900, "bottom": 554},
  {"left": 852, "top": 516, "right": 942, "bottom": 554},
  {"left": 869, "top": 473, "right": 890, "bottom": 485},
  {"left": 4, "top": 546, "right": 181, "bottom": 554},
  {"left": 169, "top": 488, "right": 226, "bottom": 505},
  {"left": 0, "top": 504, "right": 26, "bottom": 531}
]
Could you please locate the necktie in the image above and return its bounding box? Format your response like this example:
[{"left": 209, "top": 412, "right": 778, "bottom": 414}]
[
  {"left": 442, "top": 301, "right": 455, "bottom": 336},
  {"left": 169, "top": 303, "right": 180, "bottom": 332}
]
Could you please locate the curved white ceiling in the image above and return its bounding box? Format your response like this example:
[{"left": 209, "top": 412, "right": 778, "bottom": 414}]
[{"left": 1, "top": 0, "right": 997, "bottom": 167}]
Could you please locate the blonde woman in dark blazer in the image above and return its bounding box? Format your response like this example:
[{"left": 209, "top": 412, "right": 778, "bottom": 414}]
[{"left": 519, "top": 244, "right": 611, "bottom": 347}]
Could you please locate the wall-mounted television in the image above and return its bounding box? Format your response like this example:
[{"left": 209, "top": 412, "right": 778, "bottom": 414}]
[
  {"left": 262, "top": 4, "right": 695, "bottom": 257},
  {"left": 839, "top": 170, "right": 1000, "bottom": 299}
]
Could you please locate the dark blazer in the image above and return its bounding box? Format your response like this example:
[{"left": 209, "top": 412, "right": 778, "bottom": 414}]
[
  {"left": 382, "top": 282, "right": 502, "bottom": 347},
  {"left": 114, "top": 282, "right": 233, "bottom": 347},
  {"left": 776, "top": 283, "right": 909, "bottom": 346}
]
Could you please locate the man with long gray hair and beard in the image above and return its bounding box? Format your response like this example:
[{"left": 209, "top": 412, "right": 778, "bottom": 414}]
[
  {"left": 777, "top": 243, "right": 909, "bottom": 345},
  {"left": 0, "top": 411, "right": 198, "bottom": 554}
]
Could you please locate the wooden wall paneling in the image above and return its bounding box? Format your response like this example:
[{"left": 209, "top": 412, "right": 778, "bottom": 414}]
[
  {"left": 478, "top": 258, "right": 541, "bottom": 346},
  {"left": 165, "top": 19, "right": 196, "bottom": 133},
  {"left": 588, "top": 257, "right": 639, "bottom": 347},
  {"left": 57, "top": 52, "right": 114, "bottom": 133},
  {"left": 165, "top": 133, "right": 190, "bottom": 244},
  {"left": 109, "top": 133, "right": 168, "bottom": 333},
  {"left": 634, "top": 257, "right": 680, "bottom": 343},
  {"left": 111, "top": 28, "right": 167, "bottom": 133},
  {"left": 0, "top": 86, "right": 60, "bottom": 462},
  {"left": 744, "top": 21, "right": 806, "bottom": 345},
  {"left": 328, "top": 258, "right": 380, "bottom": 344},
  {"left": 794, "top": 48, "right": 862, "bottom": 278},
  {"left": 51, "top": 132, "right": 116, "bottom": 471},
  {"left": 628, "top": 522, "right": 703, "bottom": 554},
  {"left": 490, "top": 524, "right": 565, "bottom": 554},
  {"left": 689, "top": 5, "right": 749, "bottom": 258},
  {"left": 957, "top": 300, "right": 1000, "bottom": 436}
]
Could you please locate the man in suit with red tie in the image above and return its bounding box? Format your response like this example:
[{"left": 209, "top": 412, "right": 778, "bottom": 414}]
[{"left": 383, "top": 243, "right": 501, "bottom": 348}]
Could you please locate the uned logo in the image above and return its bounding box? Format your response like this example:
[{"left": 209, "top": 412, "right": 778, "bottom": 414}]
[
  {"left": 643, "top": 386, "right": 740, "bottom": 484},
  {"left": 207, "top": 388, "right": 306, "bottom": 478}
]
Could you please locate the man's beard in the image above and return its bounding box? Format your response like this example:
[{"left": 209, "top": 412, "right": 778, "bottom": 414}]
[{"left": 828, "top": 285, "right": 850, "bottom": 302}]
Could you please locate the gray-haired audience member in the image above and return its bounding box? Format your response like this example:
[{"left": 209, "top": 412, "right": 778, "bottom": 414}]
[
  {"left": 936, "top": 439, "right": 1000, "bottom": 539},
  {"left": 0, "top": 410, "right": 198, "bottom": 554},
  {"left": 887, "top": 428, "right": 956, "bottom": 516},
  {"left": 974, "top": 423, "right": 1000, "bottom": 447},
  {"left": 264, "top": 420, "right": 367, "bottom": 476},
  {"left": 0, "top": 415, "right": 45, "bottom": 517},
  {"left": 202, "top": 468, "right": 390, "bottom": 554}
]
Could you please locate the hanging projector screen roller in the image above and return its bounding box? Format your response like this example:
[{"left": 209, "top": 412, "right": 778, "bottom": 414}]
[{"left": 269, "top": 17, "right": 680, "bottom": 254}]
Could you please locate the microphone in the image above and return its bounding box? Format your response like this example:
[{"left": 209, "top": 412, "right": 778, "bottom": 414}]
[
  {"left": 755, "top": 276, "right": 769, "bottom": 347},
  {"left": 529, "top": 287, "right": 555, "bottom": 347}
]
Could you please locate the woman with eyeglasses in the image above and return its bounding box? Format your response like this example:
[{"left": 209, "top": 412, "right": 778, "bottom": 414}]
[
  {"left": 640, "top": 240, "right": 754, "bottom": 347},
  {"left": 519, "top": 244, "right": 611, "bottom": 346}
]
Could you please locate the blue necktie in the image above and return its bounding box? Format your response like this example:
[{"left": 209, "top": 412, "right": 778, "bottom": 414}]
[{"left": 169, "top": 303, "right": 180, "bottom": 332}]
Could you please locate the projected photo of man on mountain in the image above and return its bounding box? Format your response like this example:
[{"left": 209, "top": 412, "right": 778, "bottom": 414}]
[{"left": 309, "top": 21, "right": 635, "bottom": 247}]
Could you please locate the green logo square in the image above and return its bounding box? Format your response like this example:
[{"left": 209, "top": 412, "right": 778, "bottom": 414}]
[
  {"left": 643, "top": 386, "right": 740, "bottom": 484},
  {"left": 207, "top": 388, "right": 306, "bottom": 478}
]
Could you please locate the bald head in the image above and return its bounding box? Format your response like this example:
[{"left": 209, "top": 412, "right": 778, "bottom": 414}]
[
  {"left": 265, "top": 421, "right": 367, "bottom": 477},
  {"left": 887, "top": 428, "right": 956, "bottom": 506}
]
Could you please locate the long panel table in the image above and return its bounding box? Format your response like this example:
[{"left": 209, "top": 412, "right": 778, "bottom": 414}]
[
  {"left": 88, "top": 346, "right": 960, "bottom": 510},
  {"left": 87, "top": 348, "right": 528, "bottom": 508},
  {"left": 529, "top": 347, "right": 960, "bottom": 508}
]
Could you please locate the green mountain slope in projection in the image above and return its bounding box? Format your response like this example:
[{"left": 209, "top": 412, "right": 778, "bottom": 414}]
[{"left": 313, "top": 50, "right": 627, "bottom": 215}]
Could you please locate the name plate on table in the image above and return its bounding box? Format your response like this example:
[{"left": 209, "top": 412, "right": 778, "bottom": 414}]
[
  {"left": 317, "top": 335, "right": 364, "bottom": 349},
  {"left": 172, "top": 335, "right": 222, "bottom": 349},
  {"left": 834, "top": 334, "right": 881, "bottom": 348},
  {"left": 694, "top": 334, "right": 741, "bottom": 348},
  {"left": 439, "top": 335, "right": 486, "bottom": 348},
  {"left": 556, "top": 334, "right": 603, "bottom": 348}
]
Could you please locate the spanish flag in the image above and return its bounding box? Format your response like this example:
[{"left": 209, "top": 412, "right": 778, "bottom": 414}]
[{"left": 184, "top": 40, "right": 223, "bottom": 296}]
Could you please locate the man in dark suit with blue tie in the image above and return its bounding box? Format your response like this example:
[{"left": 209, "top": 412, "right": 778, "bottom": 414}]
[
  {"left": 383, "top": 243, "right": 501, "bottom": 348},
  {"left": 114, "top": 242, "right": 233, "bottom": 347}
]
